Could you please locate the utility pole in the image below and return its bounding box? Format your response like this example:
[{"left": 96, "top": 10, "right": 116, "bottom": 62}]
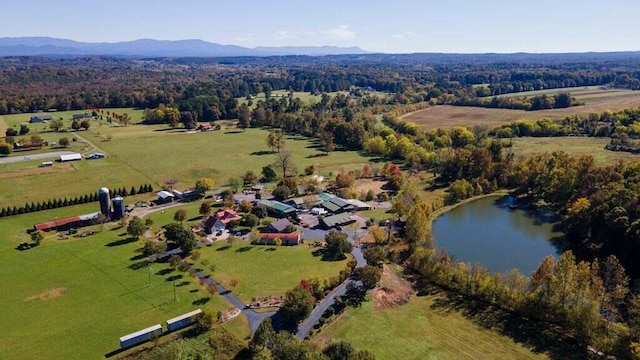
[
  {"left": 147, "top": 263, "right": 152, "bottom": 287},
  {"left": 173, "top": 278, "right": 177, "bottom": 301}
]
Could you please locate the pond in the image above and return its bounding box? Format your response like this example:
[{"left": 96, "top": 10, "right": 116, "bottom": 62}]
[{"left": 432, "top": 196, "right": 563, "bottom": 275}]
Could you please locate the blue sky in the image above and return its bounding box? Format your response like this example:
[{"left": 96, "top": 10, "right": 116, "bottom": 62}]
[{"left": 2, "top": 0, "right": 639, "bottom": 53}]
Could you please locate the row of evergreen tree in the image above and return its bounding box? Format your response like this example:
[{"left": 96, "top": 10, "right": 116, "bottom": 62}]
[{"left": 0, "top": 183, "right": 154, "bottom": 218}]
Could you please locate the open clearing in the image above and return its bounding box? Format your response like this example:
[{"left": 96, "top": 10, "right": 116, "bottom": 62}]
[
  {"left": 314, "top": 294, "right": 550, "bottom": 360},
  {"left": 405, "top": 87, "right": 640, "bottom": 130},
  {"left": 510, "top": 137, "right": 639, "bottom": 164},
  {"left": 0, "top": 203, "right": 248, "bottom": 360},
  {"left": 198, "top": 241, "right": 349, "bottom": 303}
]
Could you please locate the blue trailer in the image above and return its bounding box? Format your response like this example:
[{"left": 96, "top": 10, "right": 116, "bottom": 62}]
[
  {"left": 166, "top": 309, "right": 202, "bottom": 332},
  {"left": 119, "top": 324, "right": 162, "bottom": 349}
]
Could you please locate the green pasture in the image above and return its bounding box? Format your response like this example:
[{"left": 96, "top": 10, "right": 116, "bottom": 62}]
[
  {"left": 82, "top": 125, "right": 375, "bottom": 190},
  {"left": 314, "top": 295, "right": 550, "bottom": 360},
  {"left": 0, "top": 154, "right": 151, "bottom": 208},
  {"left": 0, "top": 203, "right": 247, "bottom": 360},
  {"left": 198, "top": 241, "right": 348, "bottom": 303}
]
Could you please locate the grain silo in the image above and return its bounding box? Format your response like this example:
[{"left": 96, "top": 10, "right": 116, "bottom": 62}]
[
  {"left": 112, "top": 196, "right": 125, "bottom": 220},
  {"left": 98, "top": 187, "right": 111, "bottom": 217}
]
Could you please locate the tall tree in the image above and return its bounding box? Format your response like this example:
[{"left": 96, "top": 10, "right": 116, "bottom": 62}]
[
  {"left": 280, "top": 284, "right": 314, "bottom": 326},
  {"left": 126, "top": 216, "right": 146, "bottom": 238},
  {"left": 274, "top": 150, "right": 296, "bottom": 179},
  {"left": 173, "top": 209, "right": 187, "bottom": 223},
  {"left": 194, "top": 177, "right": 214, "bottom": 197},
  {"left": 237, "top": 103, "right": 251, "bottom": 131}
]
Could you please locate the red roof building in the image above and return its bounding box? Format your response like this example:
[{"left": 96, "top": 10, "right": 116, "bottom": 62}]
[
  {"left": 258, "top": 233, "right": 302, "bottom": 246},
  {"left": 34, "top": 212, "right": 100, "bottom": 231},
  {"left": 204, "top": 209, "right": 242, "bottom": 234}
]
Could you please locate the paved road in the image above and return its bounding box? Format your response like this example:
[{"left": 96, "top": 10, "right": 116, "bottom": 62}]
[
  {"left": 296, "top": 215, "right": 370, "bottom": 339},
  {"left": 195, "top": 271, "right": 276, "bottom": 332},
  {"left": 0, "top": 151, "right": 76, "bottom": 164}
]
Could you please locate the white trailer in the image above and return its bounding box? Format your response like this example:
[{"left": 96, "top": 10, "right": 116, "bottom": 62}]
[
  {"left": 166, "top": 309, "right": 202, "bottom": 332},
  {"left": 119, "top": 324, "right": 162, "bottom": 349}
]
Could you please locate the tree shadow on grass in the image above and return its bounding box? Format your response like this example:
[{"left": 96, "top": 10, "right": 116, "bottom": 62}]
[
  {"left": 224, "top": 130, "right": 243, "bottom": 134},
  {"left": 166, "top": 274, "right": 183, "bottom": 282},
  {"left": 430, "top": 291, "right": 584, "bottom": 360},
  {"left": 265, "top": 247, "right": 277, "bottom": 252},
  {"left": 156, "top": 268, "right": 173, "bottom": 276},
  {"left": 312, "top": 248, "right": 346, "bottom": 261},
  {"left": 130, "top": 253, "right": 147, "bottom": 261},
  {"left": 105, "top": 237, "right": 137, "bottom": 247},
  {"left": 192, "top": 297, "right": 211, "bottom": 305},
  {"left": 216, "top": 245, "right": 231, "bottom": 251},
  {"left": 177, "top": 281, "right": 190, "bottom": 287},
  {"left": 235, "top": 246, "right": 252, "bottom": 253},
  {"left": 188, "top": 216, "right": 204, "bottom": 222},
  {"left": 250, "top": 150, "right": 273, "bottom": 156},
  {"left": 128, "top": 261, "right": 149, "bottom": 270}
]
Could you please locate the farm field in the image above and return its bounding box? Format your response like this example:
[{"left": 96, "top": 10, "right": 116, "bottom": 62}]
[
  {"left": 82, "top": 125, "right": 375, "bottom": 191},
  {"left": 0, "top": 203, "right": 248, "bottom": 360},
  {"left": 510, "top": 137, "right": 639, "bottom": 164},
  {"left": 404, "top": 87, "right": 640, "bottom": 130},
  {"left": 197, "top": 241, "right": 349, "bottom": 303},
  {"left": 314, "top": 295, "right": 550, "bottom": 360}
]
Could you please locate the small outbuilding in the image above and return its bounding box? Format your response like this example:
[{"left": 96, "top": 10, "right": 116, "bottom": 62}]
[
  {"left": 156, "top": 191, "right": 175, "bottom": 204},
  {"left": 267, "top": 218, "right": 294, "bottom": 233}
]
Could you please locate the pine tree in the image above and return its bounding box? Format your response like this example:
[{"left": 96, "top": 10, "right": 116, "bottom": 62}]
[
  {"left": 35, "top": 202, "right": 42, "bottom": 211},
  {"left": 15, "top": 206, "right": 22, "bottom": 214},
  {"left": 62, "top": 198, "right": 69, "bottom": 207},
  {"left": 147, "top": 184, "right": 153, "bottom": 192},
  {"left": 122, "top": 187, "right": 128, "bottom": 196},
  {"left": 130, "top": 186, "right": 137, "bottom": 195},
  {"left": 30, "top": 202, "right": 36, "bottom": 212},
  {"left": 138, "top": 184, "right": 145, "bottom": 194},
  {"left": 24, "top": 203, "right": 31, "bottom": 213},
  {"left": 46, "top": 200, "right": 53, "bottom": 209},
  {"left": 0, "top": 207, "right": 6, "bottom": 217}
]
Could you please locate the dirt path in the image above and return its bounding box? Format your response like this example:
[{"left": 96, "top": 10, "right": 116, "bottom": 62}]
[
  {"left": 72, "top": 131, "right": 106, "bottom": 154},
  {"left": 0, "top": 151, "right": 76, "bottom": 164}
]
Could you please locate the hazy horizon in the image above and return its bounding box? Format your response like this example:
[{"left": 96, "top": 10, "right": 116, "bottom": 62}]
[{"left": 1, "top": 0, "right": 639, "bottom": 54}]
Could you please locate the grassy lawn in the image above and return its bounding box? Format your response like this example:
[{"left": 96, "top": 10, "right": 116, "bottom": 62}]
[
  {"left": 198, "top": 241, "right": 348, "bottom": 303},
  {"left": 0, "top": 203, "right": 247, "bottom": 360},
  {"left": 82, "top": 125, "right": 375, "bottom": 190},
  {"left": 314, "top": 295, "right": 549, "bottom": 360},
  {"left": 510, "top": 137, "right": 639, "bottom": 164}
]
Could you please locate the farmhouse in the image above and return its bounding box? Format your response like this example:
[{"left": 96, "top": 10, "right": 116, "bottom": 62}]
[
  {"left": 59, "top": 153, "right": 82, "bottom": 162},
  {"left": 257, "top": 199, "right": 296, "bottom": 218},
  {"left": 258, "top": 232, "right": 302, "bottom": 246},
  {"left": 320, "top": 213, "right": 357, "bottom": 229},
  {"left": 33, "top": 212, "right": 100, "bottom": 232},
  {"left": 204, "top": 208, "right": 242, "bottom": 234},
  {"left": 156, "top": 190, "right": 175, "bottom": 204},
  {"left": 29, "top": 115, "right": 53, "bottom": 123}
]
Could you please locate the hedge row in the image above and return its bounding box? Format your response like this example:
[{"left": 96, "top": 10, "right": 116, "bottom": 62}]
[{"left": 0, "top": 183, "right": 154, "bottom": 218}]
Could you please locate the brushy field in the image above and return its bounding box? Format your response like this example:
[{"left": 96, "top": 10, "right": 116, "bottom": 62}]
[
  {"left": 82, "top": 125, "right": 375, "bottom": 190},
  {"left": 0, "top": 203, "right": 248, "bottom": 360},
  {"left": 313, "top": 295, "right": 549, "bottom": 360},
  {"left": 510, "top": 137, "right": 639, "bottom": 164},
  {"left": 404, "top": 87, "right": 640, "bottom": 130},
  {"left": 198, "top": 241, "right": 348, "bottom": 303}
]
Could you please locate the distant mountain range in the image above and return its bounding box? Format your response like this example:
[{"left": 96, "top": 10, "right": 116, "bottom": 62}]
[{"left": 0, "top": 37, "right": 369, "bottom": 57}]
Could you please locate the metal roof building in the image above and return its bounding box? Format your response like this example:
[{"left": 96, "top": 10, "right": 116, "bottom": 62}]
[
  {"left": 59, "top": 153, "right": 82, "bottom": 162},
  {"left": 34, "top": 212, "right": 100, "bottom": 231},
  {"left": 257, "top": 199, "right": 297, "bottom": 217},
  {"left": 320, "top": 213, "right": 357, "bottom": 229}
]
